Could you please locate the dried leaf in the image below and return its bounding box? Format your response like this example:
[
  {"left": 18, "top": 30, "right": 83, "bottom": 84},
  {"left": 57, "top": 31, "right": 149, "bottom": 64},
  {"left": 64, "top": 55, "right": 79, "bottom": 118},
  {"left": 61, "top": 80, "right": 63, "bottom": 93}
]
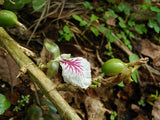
[
  {"left": 106, "top": 16, "right": 116, "bottom": 26},
  {"left": 131, "top": 104, "right": 149, "bottom": 120},
  {"left": 152, "top": 95, "right": 160, "bottom": 120},
  {"left": 84, "top": 96, "right": 106, "bottom": 120},
  {"left": 133, "top": 114, "right": 149, "bottom": 120},
  {"left": 133, "top": 39, "right": 160, "bottom": 70},
  {"left": 0, "top": 52, "right": 20, "bottom": 86}
]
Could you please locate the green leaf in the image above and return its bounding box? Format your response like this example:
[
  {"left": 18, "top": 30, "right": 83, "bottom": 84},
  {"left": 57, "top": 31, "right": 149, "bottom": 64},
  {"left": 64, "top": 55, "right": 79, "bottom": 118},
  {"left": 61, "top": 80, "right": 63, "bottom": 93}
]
[
  {"left": 124, "top": 29, "right": 130, "bottom": 34},
  {"left": 22, "top": 0, "right": 31, "bottom": 4},
  {"left": 109, "top": 35, "right": 117, "bottom": 43},
  {"left": 106, "top": 9, "right": 118, "bottom": 18},
  {"left": 129, "top": 32, "right": 135, "bottom": 38},
  {"left": 119, "top": 21, "right": 126, "bottom": 28},
  {"left": 58, "top": 36, "right": 64, "bottom": 42},
  {"left": 129, "top": 54, "right": 139, "bottom": 83},
  {"left": 150, "top": 6, "right": 160, "bottom": 12},
  {"left": 129, "top": 53, "right": 138, "bottom": 62},
  {"left": 110, "top": 111, "right": 117, "bottom": 120},
  {"left": 90, "top": 14, "right": 99, "bottom": 23},
  {"left": 99, "top": 26, "right": 107, "bottom": 32},
  {"left": 154, "top": 25, "right": 160, "bottom": 33},
  {"left": 90, "top": 26, "right": 99, "bottom": 37},
  {"left": 64, "top": 34, "right": 72, "bottom": 41},
  {"left": 135, "top": 24, "right": 147, "bottom": 34},
  {"left": 116, "top": 33, "right": 122, "bottom": 39},
  {"left": 148, "top": 18, "right": 155, "bottom": 28},
  {"left": 32, "top": 0, "right": 46, "bottom": 12},
  {"left": 118, "top": 81, "right": 125, "bottom": 87},
  {"left": 106, "top": 30, "right": 117, "bottom": 43},
  {"left": 96, "top": 7, "right": 104, "bottom": 12},
  {"left": 128, "top": 20, "right": 135, "bottom": 27},
  {"left": 141, "top": 4, "right": 150, "bottom": 10},
  {"left": 107, "top": 0, "right": 113, "bottom": 3},
  {"left": 121, "top": 32, "right": 132, "bottom": 50},
  {"left": 118, "top": 3, "right": 125, "bottom": 12},
  {"left": 157, "top": 13, "right": 160, "bottom": 23},
  {"left": 131, "top": 70, "right": 139, "bottom": 83},
  {"left": 63, "top": 26, "right": 71, "bottom": 33},
  {"left": 118, "top": 17, "right": 126, "bottom": 28},
  {"left": 72, "top": 14, "right": 82, "bottom": 22},
  {"left": 58, "top": 30, "right": 64, "bottom": 35},
  {"left": 3, "top": 0, "right": 25, "bottom": 10},
  {"left": 0, "top": 94, "right": 11, "bottom": 115},
  {"left": 148, "top": 18, "right": 160, "bottom": 33},
  {"left": 45, "top": 41, "right": 60, "bottom": 59},
  {"left": 83, "top": 1, "right": 93, "bottom": 10},
  {"left": 79, "top": 20, "right": 88, "bottom": 26},
  {"left": 47, "top": 61, "right": 59, "bottom": 78},
  {"left": 105, "top": 30, "right": 112, "bottom": 39},
  {"left": 145, "top": 0, "right": 151, "bottom": 3},
  {"left": 118, "top": 16, "right": 122, "bottom": 21},
  {"left": 124, "top": 6, "right": 131, "bottom": 15},
  {"left": 118, "top": 3, "right": 130, "bottom": 15},
  {"left": 106, "top": 30, "right": 117, "bottom": 42}
]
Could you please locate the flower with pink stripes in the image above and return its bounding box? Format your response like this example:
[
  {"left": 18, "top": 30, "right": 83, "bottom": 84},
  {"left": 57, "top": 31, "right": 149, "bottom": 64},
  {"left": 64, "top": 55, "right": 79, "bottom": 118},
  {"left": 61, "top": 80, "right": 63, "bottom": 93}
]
[{"left": 58, "top": 56, "right": 91, "bottom": 89}]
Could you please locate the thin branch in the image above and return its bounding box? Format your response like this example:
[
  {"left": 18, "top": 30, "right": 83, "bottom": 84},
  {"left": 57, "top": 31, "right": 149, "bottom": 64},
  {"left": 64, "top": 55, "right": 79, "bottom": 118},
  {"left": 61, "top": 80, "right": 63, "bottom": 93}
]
[{"left": 0, "top": 27, "right": 81, "bottom": 120}]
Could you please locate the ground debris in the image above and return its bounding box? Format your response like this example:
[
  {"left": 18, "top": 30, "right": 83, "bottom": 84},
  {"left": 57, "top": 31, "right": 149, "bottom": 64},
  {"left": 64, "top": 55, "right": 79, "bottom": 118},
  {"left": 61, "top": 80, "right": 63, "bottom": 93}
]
[{"left": 152, "top": 95, "right": 160, "bottom": 120}]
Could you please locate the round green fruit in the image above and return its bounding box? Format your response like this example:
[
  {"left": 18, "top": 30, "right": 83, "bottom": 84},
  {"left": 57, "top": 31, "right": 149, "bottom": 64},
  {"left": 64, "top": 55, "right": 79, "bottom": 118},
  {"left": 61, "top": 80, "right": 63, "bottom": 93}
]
[
  {"left": 0, "top": 10, "right": 18, "bottom": 27},
  {"left": 102, "top": 58, "right": 127, "bottom": 75}
]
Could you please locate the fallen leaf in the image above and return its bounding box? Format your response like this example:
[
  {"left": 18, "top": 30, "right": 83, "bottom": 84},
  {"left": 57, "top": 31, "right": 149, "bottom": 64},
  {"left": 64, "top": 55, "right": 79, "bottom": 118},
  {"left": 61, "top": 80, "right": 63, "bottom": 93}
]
[
  {"left": 152, "top": 0, "right": 159, "bottom": 2},
  {"left": 114, "top": 99, "right": 132, "bottom": 120},
  {"left": 84, "top": 96, "right": 107, "bottom": 120},
  {"left": 86, "top": 88, "right": 98, "bottom": 98},
  {"left": 152, "top": 95, "right": 160, "bottom": 120},
  {"left": 0, "top": 51, "right": 20, "bottom": 86},
  {"left": 131, "top": 104, "right": 149, "bottom": 119},
  {"left": 106, "top": 16, "right": 116, "bottom": 26},
  {"left": 95, "top": 87, "right": 114, "bottom": 102},
  {"left": 133, "top": 39, "right": 160, "bottom": 70},
  {"left": 133, "top": 114, "right": 149, "bottom": 120},
  {"left": 131, "top": 104, "right": 141, "bottom": 113}
]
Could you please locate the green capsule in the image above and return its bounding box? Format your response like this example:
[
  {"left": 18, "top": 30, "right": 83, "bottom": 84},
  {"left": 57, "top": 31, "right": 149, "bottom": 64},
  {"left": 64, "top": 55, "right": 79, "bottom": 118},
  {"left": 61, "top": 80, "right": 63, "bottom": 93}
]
[
  {"left": 102, "top": 58, "right": 127, "bottom": 75},
  {"left": 0, "top": 10, "right": 18, "bottom": 27}
]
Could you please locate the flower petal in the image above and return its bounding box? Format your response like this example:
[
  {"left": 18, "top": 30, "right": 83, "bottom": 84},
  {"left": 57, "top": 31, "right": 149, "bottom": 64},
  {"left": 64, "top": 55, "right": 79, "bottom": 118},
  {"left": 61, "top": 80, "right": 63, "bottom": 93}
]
[{"left": 59, "top": 57, "right": 91, "bottom": 89}]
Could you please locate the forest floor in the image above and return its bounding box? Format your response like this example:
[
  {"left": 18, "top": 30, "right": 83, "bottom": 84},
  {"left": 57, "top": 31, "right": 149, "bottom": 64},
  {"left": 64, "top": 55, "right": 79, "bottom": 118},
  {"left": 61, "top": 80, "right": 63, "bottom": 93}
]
[{"left": 0, "top": 0, "right": 160, "bottom": 120}]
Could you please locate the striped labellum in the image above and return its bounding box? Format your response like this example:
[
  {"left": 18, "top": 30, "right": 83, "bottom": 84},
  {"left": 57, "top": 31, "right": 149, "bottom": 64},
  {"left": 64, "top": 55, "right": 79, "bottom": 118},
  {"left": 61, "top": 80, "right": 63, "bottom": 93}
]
[{"left": 58, "top": 56, "right": 91, "bottom": 89}]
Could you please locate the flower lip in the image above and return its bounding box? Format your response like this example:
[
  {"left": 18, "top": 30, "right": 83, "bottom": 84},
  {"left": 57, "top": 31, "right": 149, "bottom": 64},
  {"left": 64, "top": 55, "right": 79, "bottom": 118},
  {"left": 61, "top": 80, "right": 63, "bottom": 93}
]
[
  {"left": 59, "top": 58, "right": 84, "bottom": 76},
  {"left": 58, "top": 56, "right": 92, "bottom": 89}
]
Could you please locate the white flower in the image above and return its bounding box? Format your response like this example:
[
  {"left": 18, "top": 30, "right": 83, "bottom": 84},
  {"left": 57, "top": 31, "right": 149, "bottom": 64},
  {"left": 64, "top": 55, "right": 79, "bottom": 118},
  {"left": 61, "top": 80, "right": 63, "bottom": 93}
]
[{"left": 58, "top": 56, "right": 91, "bottom": 89}]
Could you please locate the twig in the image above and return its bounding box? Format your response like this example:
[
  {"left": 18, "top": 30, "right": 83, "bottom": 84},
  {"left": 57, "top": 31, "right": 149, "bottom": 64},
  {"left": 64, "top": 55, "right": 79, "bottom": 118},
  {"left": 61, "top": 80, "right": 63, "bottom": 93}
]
[
  {"left": 27, "top": 0, "right": 49, "bottom": 46},
  {"left": 96, "top": 49, "right": 104, "bottom": 66},
  {"left": 0, "top": 27, "right": 81, "bottom": 120}
]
